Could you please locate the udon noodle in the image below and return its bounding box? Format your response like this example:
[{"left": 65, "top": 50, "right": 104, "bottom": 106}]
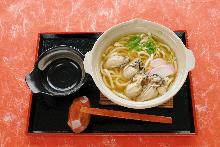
[{"left": 100, "top": 33, "right": 177, "bottom": 101}]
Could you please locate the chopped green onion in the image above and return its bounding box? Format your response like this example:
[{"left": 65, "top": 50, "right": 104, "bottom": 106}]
[
  {"left": 125, "top": 35, "right": 157, "bottom": 54},
  {"left": 126, "top": 36, "right": 141, "bottom": 50},
  {"left": 143, "top": 37, "right": 157, "bottom": 54}
]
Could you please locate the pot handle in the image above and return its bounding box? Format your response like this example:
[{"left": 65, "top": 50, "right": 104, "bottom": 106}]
[
  {"left": 185, "top": 49, "right": 195, "bottom": 71},
  {"left": 25, "top": 70, "right": 41, "bottom": 93},
  {"left": 83, "top": 51, "right": 92, "bottom": 75}
]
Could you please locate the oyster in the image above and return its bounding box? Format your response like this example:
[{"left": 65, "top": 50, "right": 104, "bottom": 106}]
[
  {"left": 104, "top": 54, "right": 129, "bottom": 69},
  {"left": 124, "top": 76, "right": 143, "bottom": 98},
  {"left": 136, "top": 85, "right": 158, "bottom": 101},
  {"left": 122, "top": 59, "right": 143, "bottom": 79}
]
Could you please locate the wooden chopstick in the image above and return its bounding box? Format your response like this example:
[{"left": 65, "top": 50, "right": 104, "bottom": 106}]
[{"left": 80, "top": 107, "right": 172, "bottom": 124}]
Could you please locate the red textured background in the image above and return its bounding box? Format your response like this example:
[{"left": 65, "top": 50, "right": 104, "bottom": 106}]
[{"left": 0, "top": 0, "right": 220, "bottom": 146}]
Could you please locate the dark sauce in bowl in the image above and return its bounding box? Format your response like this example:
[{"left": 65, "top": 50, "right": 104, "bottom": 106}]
[{"left": 42, "top": 58, "right": 84, "bottom": 95}]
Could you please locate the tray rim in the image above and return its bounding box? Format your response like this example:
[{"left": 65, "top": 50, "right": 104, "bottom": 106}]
[{"left": 26, "top": 31, "right": 198, "bottom": 136}]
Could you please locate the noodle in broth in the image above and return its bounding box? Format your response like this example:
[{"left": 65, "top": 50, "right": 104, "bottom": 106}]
[{"left": 100, "top": 33, "right": 177, "bottom": 101}]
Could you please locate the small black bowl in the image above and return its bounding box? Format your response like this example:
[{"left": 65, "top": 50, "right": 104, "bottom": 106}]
[{"left": 26, "top": 46, "right": 86, "bottom": 96}]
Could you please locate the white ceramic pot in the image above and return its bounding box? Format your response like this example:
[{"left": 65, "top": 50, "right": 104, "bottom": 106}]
[{"left": 84, "top": 18, "right": 195, "bottom": 109}]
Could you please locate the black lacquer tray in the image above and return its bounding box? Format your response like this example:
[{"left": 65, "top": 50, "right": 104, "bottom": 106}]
[{"left": 27, "top": 32, "right": 196, "bottom": 134}]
